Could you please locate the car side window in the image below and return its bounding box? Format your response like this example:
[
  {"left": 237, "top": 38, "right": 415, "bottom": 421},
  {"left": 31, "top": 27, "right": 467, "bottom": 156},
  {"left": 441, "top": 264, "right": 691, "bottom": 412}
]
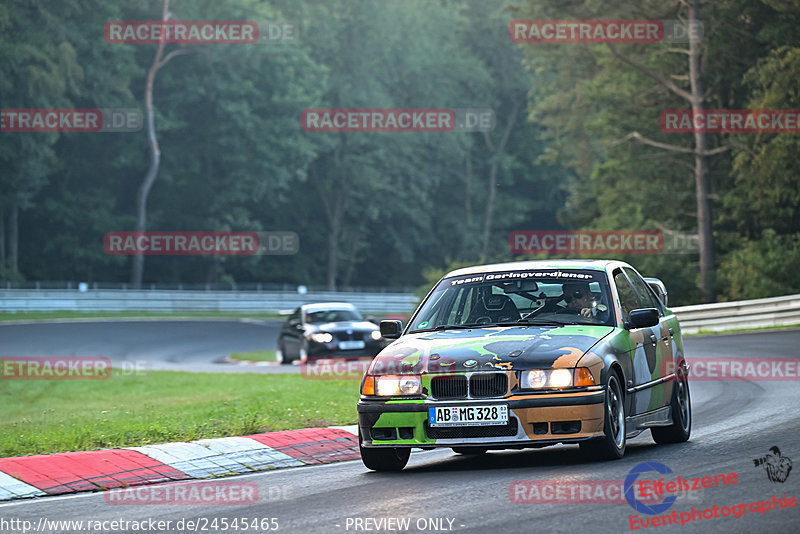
[
  {"left": 623, "top": 267, "right": 662, "bottom": 312},
  {"left": 614, "top": 271, "right": 639, "bottom": 323}
]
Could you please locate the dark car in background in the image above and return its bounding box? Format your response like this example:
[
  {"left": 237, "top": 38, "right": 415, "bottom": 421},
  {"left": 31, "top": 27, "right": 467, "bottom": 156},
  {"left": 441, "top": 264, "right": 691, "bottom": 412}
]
[{"left": 276, "top": 302, "right": 387, "bottom": 364}]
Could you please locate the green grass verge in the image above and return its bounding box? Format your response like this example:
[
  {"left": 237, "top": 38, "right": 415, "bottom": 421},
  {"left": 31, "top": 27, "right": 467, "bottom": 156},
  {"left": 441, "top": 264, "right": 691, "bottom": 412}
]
[
  {"left": 0, "top": 371, "right": 358, "bottom": 458},
  {"left": 228, "top": 350, "right": 278, "bottom": 362},
  {"left": 0, "top": 311, "right": 283, "bottom": 322}
]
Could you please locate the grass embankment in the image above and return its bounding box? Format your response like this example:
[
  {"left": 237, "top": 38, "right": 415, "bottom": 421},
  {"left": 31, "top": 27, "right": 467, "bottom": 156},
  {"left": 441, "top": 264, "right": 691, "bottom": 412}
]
[
  {"left": 0, "top": 311, "right": 283, "bottom": 322},
  {"left": 228, "top": 350, "right": 278, "bottom": 362},
  {"left": 0, "top": 371, "right": 358, "bottom": 458}
]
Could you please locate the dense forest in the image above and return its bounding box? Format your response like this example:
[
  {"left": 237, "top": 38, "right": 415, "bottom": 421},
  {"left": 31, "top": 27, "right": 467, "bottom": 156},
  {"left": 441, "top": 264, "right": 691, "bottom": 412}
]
[{"left": 1, "top": 0, "right": 798, "bottom": 305}]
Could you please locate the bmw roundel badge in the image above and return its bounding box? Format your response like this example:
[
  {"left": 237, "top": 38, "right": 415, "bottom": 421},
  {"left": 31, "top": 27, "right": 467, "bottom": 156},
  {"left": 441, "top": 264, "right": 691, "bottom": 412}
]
[{"left": 464, "top": 359, "right": 478, "bottom": 368}]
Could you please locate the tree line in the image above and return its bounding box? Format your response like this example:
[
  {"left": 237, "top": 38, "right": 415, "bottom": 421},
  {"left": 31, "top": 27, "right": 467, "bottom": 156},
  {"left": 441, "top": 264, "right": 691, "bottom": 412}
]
[{"left": 1, "top": 0, "right": 798, "bottom": 305}]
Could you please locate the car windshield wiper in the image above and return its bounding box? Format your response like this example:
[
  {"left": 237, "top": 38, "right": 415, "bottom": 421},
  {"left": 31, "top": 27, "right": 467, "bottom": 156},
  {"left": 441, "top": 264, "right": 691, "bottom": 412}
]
[
  {"left": 409, "top": 324, "right": 490, "bottom": 333},
  {"left": 493, "top": 318, "right": 581, "bottom": 326}
]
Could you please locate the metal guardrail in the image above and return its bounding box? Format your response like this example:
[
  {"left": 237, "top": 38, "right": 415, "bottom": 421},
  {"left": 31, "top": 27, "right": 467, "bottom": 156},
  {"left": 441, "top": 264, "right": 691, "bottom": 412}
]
[
  {"left": 0, "top": 289, "right": 420, "bottom": 315},
  {"left": 1, "top": 288, "right": 798, "bottom": 332},
  {"left": 672, "top": 293, "right": 800, "bottom": 334}
]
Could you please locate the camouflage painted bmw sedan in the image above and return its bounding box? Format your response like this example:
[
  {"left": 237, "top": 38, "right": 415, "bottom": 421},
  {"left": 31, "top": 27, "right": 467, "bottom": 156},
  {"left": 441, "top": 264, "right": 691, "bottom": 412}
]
[{"left": 357, "top": 260, "right": 691, "bottom": 471}]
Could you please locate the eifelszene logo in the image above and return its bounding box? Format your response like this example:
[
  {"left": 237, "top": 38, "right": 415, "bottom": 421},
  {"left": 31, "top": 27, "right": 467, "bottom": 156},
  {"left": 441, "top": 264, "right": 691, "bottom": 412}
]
[{"left": 753, "top": 447, "right": 793, "bottom": 483}]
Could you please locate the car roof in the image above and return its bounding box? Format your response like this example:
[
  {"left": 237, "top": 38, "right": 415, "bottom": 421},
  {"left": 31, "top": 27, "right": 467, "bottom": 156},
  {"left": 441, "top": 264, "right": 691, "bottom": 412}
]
[
  {"left": 301, "top": 302, "right": 358, "bottom": 312},
  {"left": 444, "top": 259, "right": 626, "bottom": 279}
]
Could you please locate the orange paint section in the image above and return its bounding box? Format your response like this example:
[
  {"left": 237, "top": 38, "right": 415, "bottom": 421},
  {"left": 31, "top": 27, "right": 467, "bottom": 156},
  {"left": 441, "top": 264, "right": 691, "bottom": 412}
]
[
  {"left": 552, "top": 347, "right": 585, "bottom": 368},
  {"left": 512, "top": 404, "right": 604, "bottom": 440}
]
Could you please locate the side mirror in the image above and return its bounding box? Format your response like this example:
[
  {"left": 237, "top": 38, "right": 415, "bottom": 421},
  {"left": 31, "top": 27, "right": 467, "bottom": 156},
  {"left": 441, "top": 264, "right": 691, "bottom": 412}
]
[
  {"left": 644, "top": 277, "right": 668, "bottom": 307},
  {"left": 627, "top": 308, "right": 660, "bottom": 329},
  {"left": 379, "top": 320, "right": 402, "bottom": 339}
]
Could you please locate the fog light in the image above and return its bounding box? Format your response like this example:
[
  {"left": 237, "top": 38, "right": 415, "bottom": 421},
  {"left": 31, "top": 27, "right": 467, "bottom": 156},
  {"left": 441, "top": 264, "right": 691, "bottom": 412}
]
[{"left": 370, "top": 330, "right": 382, "bottom": 341}]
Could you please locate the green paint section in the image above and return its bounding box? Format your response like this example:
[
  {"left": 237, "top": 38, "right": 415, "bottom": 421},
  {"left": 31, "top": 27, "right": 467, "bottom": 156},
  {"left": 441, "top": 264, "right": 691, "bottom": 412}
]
[{"left": 370, "top": 411, "right": 434, "bottom": 445}]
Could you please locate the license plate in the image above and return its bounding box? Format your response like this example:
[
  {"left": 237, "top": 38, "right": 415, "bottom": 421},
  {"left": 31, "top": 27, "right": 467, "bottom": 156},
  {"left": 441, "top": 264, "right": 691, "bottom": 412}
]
[
  {"left": 339, "top": 340, "right": 365, "bottom": 350},
  {"left": 428, "top": 405, "right": 508, "bottom": 427}
]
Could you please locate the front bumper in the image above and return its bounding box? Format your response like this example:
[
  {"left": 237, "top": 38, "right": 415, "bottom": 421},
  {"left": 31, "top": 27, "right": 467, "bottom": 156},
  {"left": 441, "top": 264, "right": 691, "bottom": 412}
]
[
  {"left": 358, "top": 389, "right": 606, "bottom": 448},
  {"left": 307, "top": 339, "right": 386, "bottom": 358}
]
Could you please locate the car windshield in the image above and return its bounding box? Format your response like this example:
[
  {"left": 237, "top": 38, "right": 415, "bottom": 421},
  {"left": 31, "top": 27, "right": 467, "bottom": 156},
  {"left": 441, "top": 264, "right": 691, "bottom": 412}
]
[
  {"left": 306, "top": 309, "right": 362, "bottom": 323},
  {"left": 409, "top": 269, "right": 614, "bottom": 332}
]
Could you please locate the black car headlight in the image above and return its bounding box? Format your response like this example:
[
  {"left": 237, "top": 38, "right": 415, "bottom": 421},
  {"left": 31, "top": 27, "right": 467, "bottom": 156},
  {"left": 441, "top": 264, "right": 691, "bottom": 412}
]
[{"left": 309, "top": 332, "right": 333, "bottom": 343}]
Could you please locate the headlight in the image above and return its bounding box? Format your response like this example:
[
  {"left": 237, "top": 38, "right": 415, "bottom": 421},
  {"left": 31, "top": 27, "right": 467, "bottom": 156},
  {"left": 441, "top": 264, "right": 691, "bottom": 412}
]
[
  {"left": 519, "top": 368, "right": 596, "bottom": 389},
  {"left": 370, "top": 330, "right": 383, "bottom": 341},
  {"left": 521, "top": 369, "right": 547, "bottom": 388},
  {"left": 310, "top": 332, "right": 333, "bottom": 343},
  {"left": 370, "top": 375, "right": 421, "bottom": 396},
  {"left": 549, "top": 369, "right": 573, "bottom": 387}
]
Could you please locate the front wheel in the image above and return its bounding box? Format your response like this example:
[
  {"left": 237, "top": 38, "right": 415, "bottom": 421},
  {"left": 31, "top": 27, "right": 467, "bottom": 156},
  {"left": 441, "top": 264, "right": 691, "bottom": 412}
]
[
  {"left": 652, "top": 367, "right": 691, "bottom": 444},
  {"left": 276, "top": 342, "right": 291, "bottom": 365},
  {"left": 580, "top": 372, "right": 626, "bottom": 460}
]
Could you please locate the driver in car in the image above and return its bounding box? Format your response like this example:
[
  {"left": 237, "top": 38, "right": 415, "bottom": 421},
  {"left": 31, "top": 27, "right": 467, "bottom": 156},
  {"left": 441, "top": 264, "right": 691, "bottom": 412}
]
[{"left": 559, "top": 282, "right": 596, "bottom": 318}]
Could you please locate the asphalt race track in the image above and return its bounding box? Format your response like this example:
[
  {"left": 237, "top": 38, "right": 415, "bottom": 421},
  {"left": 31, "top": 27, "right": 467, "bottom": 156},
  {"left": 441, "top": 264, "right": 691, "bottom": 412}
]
[
  {"left": 0, "top": 326, "right": 798, "bottom": 532},
  {"left": 0, "top": 319, "right": 290, "bottom": 373}
]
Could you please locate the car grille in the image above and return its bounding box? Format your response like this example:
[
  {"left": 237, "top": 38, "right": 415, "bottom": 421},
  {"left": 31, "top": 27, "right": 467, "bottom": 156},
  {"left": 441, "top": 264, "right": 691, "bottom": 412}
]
[
  {"left": 334, "top": 331, "right": 363, "bottom": 341},
  {"left": 429, "top": 373, "right": 507, "bottom": 399},
  {"left": 430, "top": 375, "right": 467, "bottom": 399},
  {"left": 470, "top": 373, "right": 507, "bottom": 398},
  {"left": 425, "top": 419, "right": 518, "bottom": 439}
]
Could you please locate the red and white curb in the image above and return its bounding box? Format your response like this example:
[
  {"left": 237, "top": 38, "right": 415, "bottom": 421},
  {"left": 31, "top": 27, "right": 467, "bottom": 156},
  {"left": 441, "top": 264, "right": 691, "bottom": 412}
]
[{"left": 0, "top": 426, "right": 359, "bottom": 501}]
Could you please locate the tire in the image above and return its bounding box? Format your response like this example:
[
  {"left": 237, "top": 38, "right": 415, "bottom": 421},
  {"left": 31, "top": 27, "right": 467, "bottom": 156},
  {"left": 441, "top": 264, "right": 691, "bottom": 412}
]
[
  {"left": 580, "top": 371, "right": 626, "bottom": 460},
  {"left": 652, "top": 367, "right": 691, "bottom": 444},
  {"left": 452, "top": 447, "right": 488, "bottom": 455},
  {"left": 276, "top": 342, "right": 292, "bottom": 365},
  {"left": 359, "top": 433, "right": 410, "bottom": 471}
]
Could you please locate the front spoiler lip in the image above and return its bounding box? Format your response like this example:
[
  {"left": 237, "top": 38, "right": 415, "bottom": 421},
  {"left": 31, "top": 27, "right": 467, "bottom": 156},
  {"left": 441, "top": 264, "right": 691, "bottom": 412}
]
[{"left": 362, "top": 436, "right": 596, "bottom": 448}]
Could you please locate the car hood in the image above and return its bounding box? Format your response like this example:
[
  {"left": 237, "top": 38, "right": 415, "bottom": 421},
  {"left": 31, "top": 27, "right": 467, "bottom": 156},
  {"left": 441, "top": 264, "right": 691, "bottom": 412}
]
[{"left": 369, "top": 325, "right": 614, "bottom": 374}]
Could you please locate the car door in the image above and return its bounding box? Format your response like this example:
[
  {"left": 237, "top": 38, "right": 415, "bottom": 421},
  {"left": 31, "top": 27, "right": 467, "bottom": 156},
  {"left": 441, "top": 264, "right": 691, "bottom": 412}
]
[
  {"left": 623, "top": 267, "right": 677, "bottom": 412},
  {"left": 612, "top": 269, "right": 663, "bottom": 418}
]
